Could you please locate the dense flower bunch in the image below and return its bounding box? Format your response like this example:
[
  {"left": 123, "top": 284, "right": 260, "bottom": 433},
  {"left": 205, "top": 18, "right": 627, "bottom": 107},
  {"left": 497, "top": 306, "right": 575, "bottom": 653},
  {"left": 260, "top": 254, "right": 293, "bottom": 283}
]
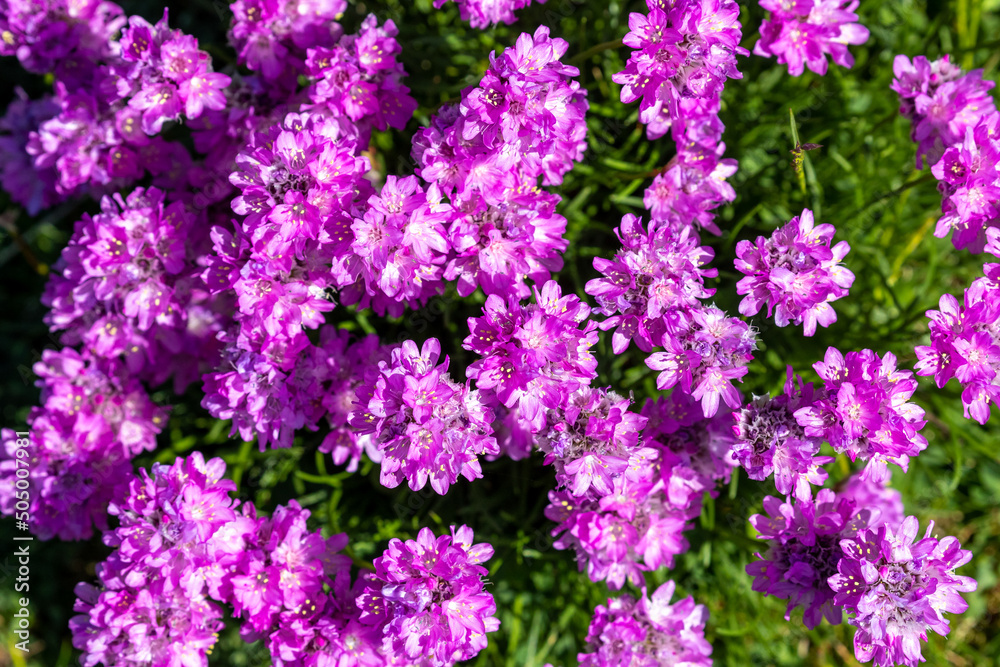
[
  {"left": 543, "top": 388, "right": 734, "bottom": 589},
  {"left": 577, "top": 581, "right": 712, "bottom": 667},
  {"left": 0, "top": 0, "right": 124, "bottom": 82},
  {"left": 25, "top": 9, "right": 228, "bottom": 196},
  {"left": 613, "top": 0, "right": 746, "bottom": 144},
  {"left": 754, "top": 0, "right": 870, "bottom": 76},
  {"left": 892, "top": 55, "right": 1000, "bottom": 251},
  {"left": 69, "top": 452, "right": 238, "bottom": 666},
  {"left": 643, "top": 141, "right": 738, "bottom": 236},
  {"left": 356, "top": 525, "right": 500, "bottom": 666},
  {"left": 914, "top": 262, "right": 1000, "bottom": 424},
  {"left": 793, "top": 347, "right": 927, "bottom": 482},
  {"left": 747, "top": 488, "right": 882, "bottom": 630},
  {"left": 434, "top": 0, "right": 544, "bottom": 28},
  {"left": 830, "top": 517, "right": 977, "bottom": 667},
  {"left": 0, "top": 91, "right": 61, "bottom": 214},
  {"left": 464, "top": 280, "right": 598, "bottom": 436},
  {"left": 350, "top": 338, "right": 499, "bottom": 494},
  {"left": 732, "top": 368, "right": 832, "bottom": 498},
  {"left": 413, "top": 26, "right": 586, "bottom": 298},
  {"left": 735, "top": 208, "right": 855, "bottom": 336},
  {"left": 228, "top": 0, "right": 346, "bottom": 85},
  {"left": 0, "top": 348, "right": 166, "bottom": 540},
  {"left": 42, "top": 186, "right": 225, "bottom": 390},
  {"left": 304, "top": 15, "right": 418, "bottom": 140},
  {"left": 586, "top": 213, "right": 717, "bottom": 354}
]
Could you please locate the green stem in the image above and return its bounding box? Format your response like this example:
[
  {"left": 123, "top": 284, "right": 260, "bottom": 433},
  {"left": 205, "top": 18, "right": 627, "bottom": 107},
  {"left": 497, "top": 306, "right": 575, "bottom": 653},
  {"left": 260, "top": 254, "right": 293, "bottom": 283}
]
[{"left": 568, "top": 39, "right": 624, "bottom": 66}]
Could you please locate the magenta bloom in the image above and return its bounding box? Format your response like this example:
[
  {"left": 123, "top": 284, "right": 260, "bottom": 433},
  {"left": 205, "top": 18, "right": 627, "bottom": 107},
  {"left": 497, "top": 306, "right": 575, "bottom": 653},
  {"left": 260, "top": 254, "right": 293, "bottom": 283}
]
[
  {"left": 830, "top": 517, "right": 977, "bottom": 667},
  {"left": 735, "top": 208, "right": 854, "bottom": 336},
  {"left": 754, "top": 0, "right": 870, "bottom": 76},
  {"left": 747, "top": 488, "right": 880, "bottom": 629},
  {"left": 915, "top": 263, "right": 1000, "bottom": 424},
  {"left": 350, "top": 338, "right": 499, "bottom": 494},
  {"left": 434, "top": 0, "right": 546, "bottom": 28},
  {"left": 356, "top": 525, "right": 499, "bottom": 666},
  {"left": 732, "top": 368, "right": 833, "bottom": 498},
  {"left": 578, "top": 581, "right": 712, "bottom": 667},
  {"left": 793, "top": 347, "right": 927, "bottom": 482}
]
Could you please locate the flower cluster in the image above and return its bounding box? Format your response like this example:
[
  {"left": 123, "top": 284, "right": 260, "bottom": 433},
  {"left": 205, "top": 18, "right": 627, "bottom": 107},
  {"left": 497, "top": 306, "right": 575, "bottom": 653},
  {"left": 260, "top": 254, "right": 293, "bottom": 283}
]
[
  {"left": 915, "top": 262, "right": 1000, "bottom": 424},
  {"left": 70, "top": 452, "right": 237, "bottom": 666},
  {"left": 350, "top": 338, "right": 499, "bottom": 494},
  {"left": 413, "top": 26, "right": 586, "bottom": 297},
  {"left": 434, "top": 0, "right": 544, "bottom": 28},
  {"left": 831, "top": 516, "right": 977, "bottom": 667},
  {"left": 543, "top": 388, "right": 734, "bottom": 589},
  {"left": 304, "top": 16, "right": 418, "bottom": 140},
  {"left": 643, "top": 141, "right": 739, "bottom": 236},
  {"left": 0, "top": 348, "right": 166, "bottom": 540},
  {"left": 586, "top": 213, "right": 717, "bottom": 354},
  {"left": 732, "top": 368, "right": 832, "bottom": 498},
  {"left": 747, "top": 488, "right": 882, "bottom": 630},
  {"left": 356, "top": 525, "right": 499, "bottom": 666},
  {"left": 754, "top": 0, "right": 870, "bottom": 76},
  {"left": 0, "top": 91, "right": 61, "bottom": 214},
  {"left": 892, "top": 54, "right": 1000, "bottom": 251},
  {"left": 646, "top": 306, "right": 757, "bottom": 417},
  {"left": 735, "top": 208, "right": 855, "bottom": 336},
  {"left": 228, "top": 0, "right": 346, "bottom": 85},
  {"left": 613, "top": 0, "right": 746, "bottom": 144},
  {"left": 0, "top": 0, "right": 124, "bottom": 82},
  {"left": 794, "top": 347, "right": 927, "bottom": 483},
  {"left": 464, "top": 281, "right": 598, "bottom": 436},
  {"left": 577, "top": 581, "right": 712, "bottom": 667}
]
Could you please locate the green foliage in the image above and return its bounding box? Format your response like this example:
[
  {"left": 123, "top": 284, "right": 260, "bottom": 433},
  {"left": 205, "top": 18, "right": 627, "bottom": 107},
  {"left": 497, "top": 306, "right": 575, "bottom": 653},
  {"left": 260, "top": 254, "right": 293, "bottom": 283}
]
[{"left": 1, "top": 0, "right": 999, "bottom": 666}]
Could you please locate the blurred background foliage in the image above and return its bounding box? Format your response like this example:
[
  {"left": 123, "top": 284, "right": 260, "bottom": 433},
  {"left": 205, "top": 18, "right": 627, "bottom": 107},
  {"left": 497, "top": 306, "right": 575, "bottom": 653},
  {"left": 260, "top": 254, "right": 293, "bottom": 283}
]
[{"left": 1, "top": 0, "right": 999, "bottom": 665}]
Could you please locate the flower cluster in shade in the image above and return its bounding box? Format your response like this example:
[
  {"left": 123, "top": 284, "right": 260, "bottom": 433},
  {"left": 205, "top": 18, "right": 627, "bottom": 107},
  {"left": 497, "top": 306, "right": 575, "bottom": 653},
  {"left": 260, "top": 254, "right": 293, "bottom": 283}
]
[
  {"left": 830, "top": 516, "right": 977, "bottom": 667},
  {"left": 25, "top": 8, "right": 229, "bottom": 196},
  {"left": 70, "top": 453, "right": 499, "bottom": 667},
  {"left": 542, "top": 388, "right": 735, "bottom": 589},
  {"left": 227, "top": 0, "right": 346, "bottom": 86},
  {"left": 413, "top": 26, "right": 587, "bottom": 299},
  {"left": 42, "top": 187, "right": 226, "bottom": 391},
  {"left": 587, "top": 213, "right": 756, "bottom": 418},
  {"left": 576, "top": 580, "right": 712, "bottom": 667},
  {"left": 356, "top": 526, "right": 500, "bottom": 666},
  {"left": 0, "top": 91, "right": 61, "bottom": 214},
  {"left": 915, "top": 260, "right": 1000, "bottom": 424},
  {"left": 613, "top": 0, "right": 745, "bottom": 235},
  {"left": 464, "top": 280, "right": 598, "bottom": 442},
  {"left": 735, "top": 208, "right": 855, "bottom": 336},
  {"left": 350, "top": 338, "right": 499, "bottom": 494},
  {"left": 754, "top": 0, "right": 870, "bottom": 76},
  {"left": 0, "top": 348, "right": 166, "bottom": 540},
  {"left": 732, "top": 367, "right": 833, "bottom": 499},
  {"left": 892, "top": 54, "right": 1000, "bottom": 252},
  {"left": 795, "top": 347, "right": 927, "bottom": 483},
  {"left": 434, "top": 0, "right": 545, "bottom": 28}
]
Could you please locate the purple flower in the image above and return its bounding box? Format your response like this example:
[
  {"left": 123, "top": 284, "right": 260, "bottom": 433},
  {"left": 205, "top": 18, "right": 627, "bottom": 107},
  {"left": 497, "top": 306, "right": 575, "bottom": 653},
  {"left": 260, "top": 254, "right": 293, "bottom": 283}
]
[
  {"left": 830, "top": 516, "right": 977, "bottom": 667},
  {"left": 578, "top": 581, "right": 712, "bottom": 667},
  {"left": 356, "top": 525, "right": 499, "bottom": 666},
  {"left": 732, "top": 367, "right": 833, "bottom": 498},
  {"left": 735, "top": 208, "right": 854, "bottom": 336},
  {"left": 433, "top": 0, "right": 545, "bottom": 28},
  {"left": 349, "top": 338, "right": 499, "bottom": 493},
  {"left": 0, "top": 90, "right": 62, "bottom": 214},
  {"left": 793, "top": 347, "right": 927, "bottom": 482},
  {"left": 747, "top": 488, "right": 879, "bottom": 629},
  {"left": 754, "top": 0, "right": 870, "bottom": 76},
  {"left": 644, "top": 142, "right": 739, "bottom": 236}
]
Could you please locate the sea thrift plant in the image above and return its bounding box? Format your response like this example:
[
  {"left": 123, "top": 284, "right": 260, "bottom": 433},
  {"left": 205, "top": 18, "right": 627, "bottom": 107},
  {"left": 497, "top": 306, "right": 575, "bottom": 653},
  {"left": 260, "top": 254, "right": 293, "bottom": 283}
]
[
  {"left": 356, "top": 525, "right": 500, "bottom": 666},
  {"left": 830, "top": 517, "right": 977, "bottom": 667},
  {"left": 434, "top": 0, "right": 545, "bottom": 28},
  {"left": 735, "top": 208, "right": 855, "bottom": 336},
  {"left": 754, "top": 0, "right": 870, "bottom": 76},
  {"left": 577, "top": 581, "right": 713, "bottom": 666}
]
